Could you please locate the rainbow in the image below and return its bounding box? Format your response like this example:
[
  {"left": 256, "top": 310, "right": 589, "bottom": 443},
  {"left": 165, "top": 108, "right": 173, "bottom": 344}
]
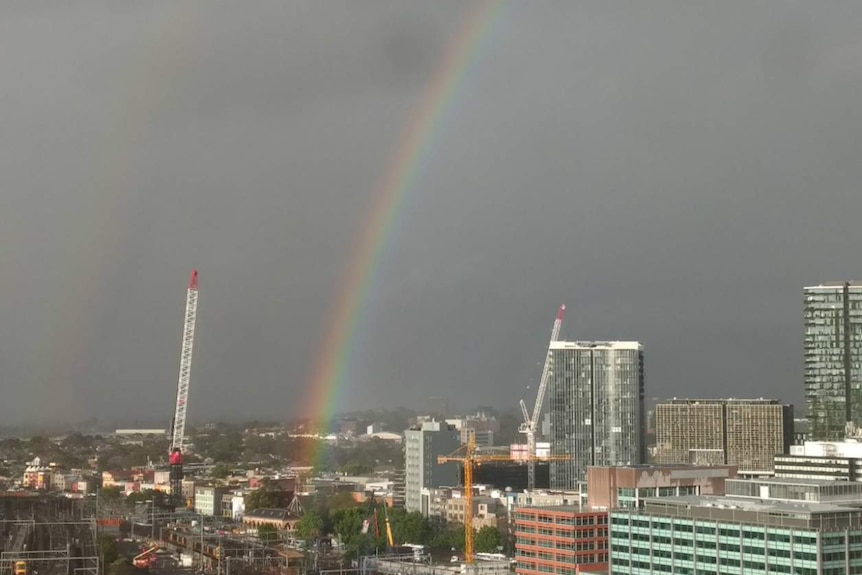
[
  {"left": 37, "top": 5, "right": 202, "bottom": 423},
  {"left": 302, "top": 0, "right": 509, "bottom": 463}
]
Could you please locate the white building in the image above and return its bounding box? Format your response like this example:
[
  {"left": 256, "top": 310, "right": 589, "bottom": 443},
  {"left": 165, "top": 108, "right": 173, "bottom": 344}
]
[
  {"left": 404, "top": 420, "right": 460, "bottom": 513},
  {"left": 194, "top": 486, "right": 229, "bottom": 517}
]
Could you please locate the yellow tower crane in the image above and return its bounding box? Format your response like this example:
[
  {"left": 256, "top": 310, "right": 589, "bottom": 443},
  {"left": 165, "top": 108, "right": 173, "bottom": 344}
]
[{"left": 438, "top": 436, "right": 569, "bottom": 564}]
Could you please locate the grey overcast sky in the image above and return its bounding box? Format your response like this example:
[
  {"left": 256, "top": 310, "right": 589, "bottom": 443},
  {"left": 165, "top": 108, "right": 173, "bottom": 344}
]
[{"left": 2, "top": 0, "right": 861, "bottom": 426}]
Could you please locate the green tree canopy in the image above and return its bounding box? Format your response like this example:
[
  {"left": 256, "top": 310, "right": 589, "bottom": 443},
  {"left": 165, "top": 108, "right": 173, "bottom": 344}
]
[
  {"left": 245, "top": 481, "right": 289, "bottom": 510},
  {"left": 295, "top": 510, "right": 324, "bottom": 542},
  {"left": 209, "top": 430, "right": 244, "bottom": 462},
  {"left": 339, "top": 463, "right": 373, "bottom": 476},
  {"left": 474, "top": 525, "right": 504, "bottom": 554},
  {"left": 99, "top": 535, "right": 119, "bottom": 565},
  {"left": 211, "top": 463, "right": 233, "bottom": 479}
]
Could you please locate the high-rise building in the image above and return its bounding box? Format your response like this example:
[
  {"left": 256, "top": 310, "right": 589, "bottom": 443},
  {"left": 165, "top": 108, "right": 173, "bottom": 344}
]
[
  {"left": 548, "top": 341, "right": 645, "bottom": 489},
  {"left": 655, "top": 398, "right": 793, "bottom": 474},
  {"left": 403, "top": 420, "right": 460, "bottom": 513},
  {"left": 805, "top": 282, "right": 862, "bottom": 440}
]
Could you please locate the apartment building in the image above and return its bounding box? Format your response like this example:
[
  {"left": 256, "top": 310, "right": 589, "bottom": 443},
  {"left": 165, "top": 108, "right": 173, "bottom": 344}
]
[
  {"left": 655, "top": 398, "right": 793, "bottom": 474},
  {"left": 548, "top": 341, "right": 645, "bottom": 488},
  {"left": 445, "top": 496, "right": 505, "bottom": 531},
  {"left": 404, "top": 420, "right": 460, "bottom": 513},
  {"left": 194, "top": 486, "right": 230, "bottom": 517}
]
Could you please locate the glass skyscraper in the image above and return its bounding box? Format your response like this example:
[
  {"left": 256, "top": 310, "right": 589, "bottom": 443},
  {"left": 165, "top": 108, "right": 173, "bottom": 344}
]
[
  {"left": 548, "top": 341, "right": 645, "bottom": 489},
  {"left": 804, "top": 282, "right": 862, "bottom": 440}
]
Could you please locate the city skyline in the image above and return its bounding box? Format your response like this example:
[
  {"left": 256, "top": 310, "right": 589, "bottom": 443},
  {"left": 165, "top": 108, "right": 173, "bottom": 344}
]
[{"left": 4, "top": 2, "right": 862, "bottom": 424}]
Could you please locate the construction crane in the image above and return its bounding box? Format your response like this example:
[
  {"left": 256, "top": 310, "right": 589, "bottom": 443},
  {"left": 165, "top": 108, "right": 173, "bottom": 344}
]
[
  {"left": 169, "top": 270, "right": 199, "bottom": 508},
  {"left": 438, "top": 437, "right": 567, "bottom": 565},
  {"left": 518, "top": 304, "right": 565, "bottom": 491}
]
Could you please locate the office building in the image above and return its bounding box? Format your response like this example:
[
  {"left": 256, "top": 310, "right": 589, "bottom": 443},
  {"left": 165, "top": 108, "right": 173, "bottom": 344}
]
[
  {"left": 548, "top": 341, "right": 645, "bottom": 489},
  {"left": 725, "top": 476, "right": 862, "bottom": 504},
  {"left": 194, "top": 485, "right": 230, "bottom": 517},
  {"left": 514, "top": 506, "right": 608, "bottom": 575},
  {"left": 655, "top": 398, "right": 793, "bottom": 474},
  {"left": 775, "top": 438, "right": 862, "bottom": 482},
  {"left": 610, "top": 495, "right": 862, "bottom": 575},
  {"left": 805, "top": 282, "right": 862, "bottom": 440},
  {"left": 461, "top": 428, "right": 494, "bottom": 448},
  {"left": 587, "top": 464, "right": 737, "bottom": 510},
  {"left": 404, "top": 420, "right": 460, "bottom": 513}
]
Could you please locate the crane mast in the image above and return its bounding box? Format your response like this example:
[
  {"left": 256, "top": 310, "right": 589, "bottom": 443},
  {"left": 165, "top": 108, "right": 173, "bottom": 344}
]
[
  {"left": 169, "top": 270, "right": 199, "bottom": 507},
  {"left": 519, "top": 305, "right": 565, "bottom": 490},
  {"left": 438, "top": 438, "right": 568, "bottom": 564}
]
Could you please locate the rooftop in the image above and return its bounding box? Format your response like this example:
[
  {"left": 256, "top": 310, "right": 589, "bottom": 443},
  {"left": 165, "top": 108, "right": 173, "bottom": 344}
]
[
  {"left": 729, "top": 477, "right": 858, "bottom": 487},
  {"left": 645, "top": 495, "right": 859, "bottom": 515},
  {"left": 549, "top": 340, "right": 642, "bottom": 350},
  {"left": 245, "top": 508, "right": 301, "bottom": 520},
  {"left": 660, "top": 398, "right": 785, "bottom": 405},
  {"left": 805, "top": 282, "right": 862, "bottom": 289},
  {"left": 590, "top": 463, "right": 733, "bottom": 470},
  {"left": 514, "top": 504, "right": 591, "bottom": 513}
]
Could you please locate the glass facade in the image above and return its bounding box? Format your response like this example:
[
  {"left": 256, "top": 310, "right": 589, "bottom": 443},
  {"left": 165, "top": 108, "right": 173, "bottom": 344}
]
[
  {"left": 805, "top": 283, "right": 862, "bottom": 440},
  {"left": 548, "top": 342, "right": 645, "bottom": 489},
  {"left": 610, "top": 511, "right": 862, "bottom": 575}
]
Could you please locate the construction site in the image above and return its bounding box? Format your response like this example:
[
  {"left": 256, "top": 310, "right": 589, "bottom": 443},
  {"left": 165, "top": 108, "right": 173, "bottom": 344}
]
[{"left": 0, "top": 495, "right": 97, "bottom": 575}]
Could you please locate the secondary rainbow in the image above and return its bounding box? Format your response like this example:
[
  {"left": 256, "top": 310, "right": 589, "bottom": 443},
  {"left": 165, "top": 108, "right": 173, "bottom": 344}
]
[
  {"left": 39, "top": 5, "right": 202, "bottom": 421},
  {"left": 302, "top": 0, "right": 509, "bottom": 460}
]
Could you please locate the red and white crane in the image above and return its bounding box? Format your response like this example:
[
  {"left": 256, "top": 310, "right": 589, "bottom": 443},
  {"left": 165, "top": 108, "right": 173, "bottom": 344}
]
[
  {"left": 519, "top": 304, "right": 565, "bottom": 491},
  {"left": 169, "top": 270, "right": 199, "bottom": 506}
]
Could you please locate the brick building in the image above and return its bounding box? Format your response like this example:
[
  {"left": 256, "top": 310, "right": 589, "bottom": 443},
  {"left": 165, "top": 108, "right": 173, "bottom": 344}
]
[{"left": 514, "top": 506, "right": 608, "bottom": 575}]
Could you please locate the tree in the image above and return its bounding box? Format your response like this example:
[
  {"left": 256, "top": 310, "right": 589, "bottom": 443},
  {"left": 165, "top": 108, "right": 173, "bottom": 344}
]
[
  {"left": 99, "top": 535, "right": 119, "bottom": 566},
  {"left": 208, "top": 430, "right": 244, "bottom": 463},
  {"left": 328, "top": 491, "right": 360, "bottom": 512},
  {"left": 388, "top": 509, "right": 431, "bottom": 545},
  {"left": 295, "top": 510, "right": 324, "bottom": 542},
  {"left": 211, "top": 463, "right": 232, "bottom": 479},
  {"left": 245, "top": 481, "right": 288, "bottom": 510},
  {"left": 339, "top": 463, "right": 373, "bottom": 476},
  {"left": 474, "top": 525, "right": 504, "bottom": 554}
]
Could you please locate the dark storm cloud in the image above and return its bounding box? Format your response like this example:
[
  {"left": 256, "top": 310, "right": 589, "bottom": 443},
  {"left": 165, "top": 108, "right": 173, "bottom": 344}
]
[{"left": 2, "top": 1, "right": 861, "bottom": 425}]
